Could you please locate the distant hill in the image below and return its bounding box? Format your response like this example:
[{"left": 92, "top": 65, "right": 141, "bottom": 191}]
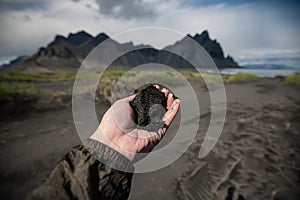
[
  {"left": 0, "top": 30, "right": 239, "bottom": 71},
  {"left": 242, "top": 64, "right": 297, "bottom": 69}
]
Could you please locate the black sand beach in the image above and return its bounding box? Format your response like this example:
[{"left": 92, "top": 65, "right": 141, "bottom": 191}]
[{"left": 0, "top": 77, "right": 299, "bottom": 199}]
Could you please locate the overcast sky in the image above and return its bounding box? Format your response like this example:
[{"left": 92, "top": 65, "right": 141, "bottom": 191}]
[{"left": 0, "top": 0, "right": 299, "bottom": 66}]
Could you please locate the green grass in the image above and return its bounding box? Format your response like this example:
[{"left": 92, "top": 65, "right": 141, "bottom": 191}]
[
  {"left": 101, "top": 68, "right": 126, "bottom": 78},
  {"left": 0, "top": 82, "right": 39, "bottom": 101},
  {"left": 0, "top": 69, "right": 282, "bottom": 102},
  {"left": 180, "top": 70, "right": 224, "bottom": 84},
  {"left": 100, "top": 70, "right": 221, "bottom": 86},
  {"left": 0, "top": 71, "right": 72, "bottom": 101},
  {"left": 284, "top": 72, "right": 300, "bottom": 85},
  {"left": 0, "top": 71, "right": 76, "bottom": 82},
  {"left": 96, "top": 70, "right": 225, "bottom": 101},
  {"left": 224, "top": 72, "right": 261, "bottom": 83},
  {"left": 0, "top": 69, "right": 224, "bottom": 102},
  {"left": 180, "top": 71, "right": 203, "bottom": 82},
  {"left": 0, "top": 69, "right": 217, "bottom": 84},
  {"left": 115, "top": 70, "right": 185, "bottom": 87},
  {"left": 97, "top": 70, "right": 184, "bottom": 100}
]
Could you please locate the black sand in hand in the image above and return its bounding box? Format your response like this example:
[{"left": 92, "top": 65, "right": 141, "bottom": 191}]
[{"left": 130, "top": 84, "right": 175, "bottom": 132}]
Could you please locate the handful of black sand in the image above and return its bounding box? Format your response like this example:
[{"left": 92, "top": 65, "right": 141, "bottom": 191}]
[{"left": 130, "top": 84, "right": 177, "bottom": 132}]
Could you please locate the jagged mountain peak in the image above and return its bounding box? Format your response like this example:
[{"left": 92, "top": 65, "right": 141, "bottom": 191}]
[
  {"left": 95, "top": 32, "right": 109, "bottom": 42},
  {"left": 54, "top": 35, "right": 66, "bottom": 40},
  {"left": 195, "top": 30, "right": 210, "bottom": 38},
  {"left": 193, "top": 30, "right": 211, "bottom": 44},
  {"left": 67, "top": 30, "right": 94, "bottom": 45},
  {"left": 51, "top": 35, "right": 67, "bottom": 45},
  {"left": 68, "top": 30, "right": 92, "bottom": 37},
  {"left": 184, "top": 30, "right": 212, "bottom": 45},
  {"left": 50, "top": 31, "right": 96, "bottom": 47},
  {"left": 164, "top": 30, "right": 238, "bottom": 68}
]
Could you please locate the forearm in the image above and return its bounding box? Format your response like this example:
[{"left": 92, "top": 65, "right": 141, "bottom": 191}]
[
  {"left": 28, "top": 139, "right": 134, "bottom": 200},
  {"left": 84, "top": 138, "right": 134, "bottom": 172},
  {"left": 84, "top": 138, "right": 135, "bottom": 199}
]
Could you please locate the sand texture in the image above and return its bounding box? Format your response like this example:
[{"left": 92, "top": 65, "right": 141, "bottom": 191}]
[{"left": 0, "top": 78, "right": 299, "bottom": 199}]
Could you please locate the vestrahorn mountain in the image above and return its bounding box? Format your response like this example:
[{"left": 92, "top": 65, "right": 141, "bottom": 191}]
[{"left": 1, "top": 30, "right": 238, "bottom": 71}]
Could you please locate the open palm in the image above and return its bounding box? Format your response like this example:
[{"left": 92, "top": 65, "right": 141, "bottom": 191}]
[{"left": 90, "top": 86, "right": 180, "bottom": 161}]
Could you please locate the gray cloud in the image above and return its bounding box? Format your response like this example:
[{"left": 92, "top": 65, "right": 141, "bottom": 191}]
[
  {"left": 0, "top": 0, "right": 299, "bottom": 66},
  {"left": 95, "top": 0, "right": 156, "bottom": 20}
]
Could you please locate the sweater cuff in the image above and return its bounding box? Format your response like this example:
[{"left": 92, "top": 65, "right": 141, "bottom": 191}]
[{"left": 84, "top": 138, "right": 134, "bottom": 172}]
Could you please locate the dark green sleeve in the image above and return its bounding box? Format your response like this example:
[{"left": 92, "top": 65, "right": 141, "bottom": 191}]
[{"left": 28, "top": 139, "right": 134, "bottom": 200}]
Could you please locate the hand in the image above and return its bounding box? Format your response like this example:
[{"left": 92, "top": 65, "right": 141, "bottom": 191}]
[{"left": 90, "top": 86, "right": 180, "bottom": 161}]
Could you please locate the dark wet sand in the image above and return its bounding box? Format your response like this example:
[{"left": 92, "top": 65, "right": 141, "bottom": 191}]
[
  {"left": 0, "top": 78, "right": 300, "bottom": 199},
  {"left": 0, "top": 101, "right": 110, "bottom": 199}
]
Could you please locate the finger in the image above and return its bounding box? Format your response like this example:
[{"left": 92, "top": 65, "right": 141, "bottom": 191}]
[
  {"left": 161, "top": 88, "right": 169, "bottom": 97},
  {"left": 138, "top": 130, "right": 161, "bottom": 141},
  {"left": 156, "top": 123, "right": 168, "bottom": 139},
  {"left": 157, "top": 128, "right": 165, "bottom": 140},
  {"left": 154, "top": 84, "right": 160, "bottom": 90},
  {"left": 163, "top": 99, "right": 180, "bottom": 127},
  {"left": 167, "top": 93, "right": 174, "bottom": 109},
  {"left": 116, "top": 94, "right": 136, "bottom": 104},
  {"left": 128, "top": 94, "right": 137, "bottom": 102}
]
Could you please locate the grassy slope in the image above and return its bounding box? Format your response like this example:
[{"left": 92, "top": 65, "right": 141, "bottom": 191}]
[
  {"left": 284, "top": 72, "right": 300, "bottom": 85},
  {"left": 1, "top": 70, "right": 299, "bottom": 102},
  {"left": 224, "top": 72, "right": 261, "bottom": 83}
]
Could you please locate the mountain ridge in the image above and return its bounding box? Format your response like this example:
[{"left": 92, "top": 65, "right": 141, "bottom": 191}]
[
  {"left": 1, "top": 30, "right": 239, "bottom": 71},
  {"left": 242, "top": 63, "right": 297, "bottom": 69}
]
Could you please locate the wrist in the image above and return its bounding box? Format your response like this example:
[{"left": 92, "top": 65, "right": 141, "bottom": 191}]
[
  {"left": 90, "top": 128, "right": 136, "bottom": 161},
  {"left": 85, "top": 138, "right": 134, "bottom": 171}
]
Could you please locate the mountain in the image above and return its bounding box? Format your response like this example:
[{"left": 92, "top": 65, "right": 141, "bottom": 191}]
[
  {"left": 242, "top": 64, "right": 296, "bottom": 69},
  {"left": 0, "top": 30, "right": 239, "bottom": 71},
  {"left": 160, "top": 31, "right": 238, "bottom": 68},
  {"left": 192, "top": 31, "right": 238, "bottom": 68}
]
